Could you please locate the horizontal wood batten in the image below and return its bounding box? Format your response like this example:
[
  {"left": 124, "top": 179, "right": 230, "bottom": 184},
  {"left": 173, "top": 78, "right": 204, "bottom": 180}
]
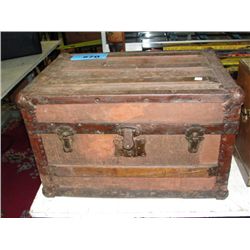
[
  {"left": 48, "top": 164, "right": 218, "bottom": 178},
  {"left": 53, "top": 188, "right": 220, "bottom": 198},
  {"left": 33, "top": 122, "right": 239, "bottom": 135},
  {"left": 52, "top": 176, "right": 216, "bottom": 192},
  {"left": 25, "top": 88, "right": 228, "bottom": 97},
  {"left": 25, "top": 93, "right": 229, "bottom": 105}
]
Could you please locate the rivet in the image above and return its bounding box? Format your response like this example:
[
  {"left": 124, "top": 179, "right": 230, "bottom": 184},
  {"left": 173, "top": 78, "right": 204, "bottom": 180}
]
[
  {"left": 144, "top": 98, "right": 149, "bottom": 102},
  {"left": 95, "top": 98, "right": 100, "bottom": 103}
]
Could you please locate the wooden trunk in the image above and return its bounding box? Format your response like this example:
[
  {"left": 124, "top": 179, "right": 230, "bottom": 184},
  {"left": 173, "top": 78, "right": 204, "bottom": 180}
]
[
  {"left": 234, "top": 59, "right": 250, "bottom": 186},
  {"left": 16, "top": 51, "right": 244, "bottom": 199}
]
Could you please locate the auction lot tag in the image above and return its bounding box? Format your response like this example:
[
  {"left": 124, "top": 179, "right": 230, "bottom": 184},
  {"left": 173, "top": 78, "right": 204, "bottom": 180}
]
[{"left": 71, "top": 53, "right": 108, "bottom": 61}]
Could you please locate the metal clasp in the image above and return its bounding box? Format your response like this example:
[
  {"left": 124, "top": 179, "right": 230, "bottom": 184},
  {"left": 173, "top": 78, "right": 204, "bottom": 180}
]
[
  {"left": 56, "top": 126, "right": 75, "bottom": 153},
  {"left": 114, "top": 126, "right": 146, "bottom": 157},
  {"left": 241, "top": 107, "right": 250, "bottom": 122},
  {"left": 185, "top": 126, "right": 205, "bottom": 153}
]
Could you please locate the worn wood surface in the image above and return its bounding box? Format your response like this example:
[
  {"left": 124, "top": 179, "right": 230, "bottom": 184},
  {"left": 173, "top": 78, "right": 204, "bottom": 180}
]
[
  {"left": 235, "top": 59, "right": 250, "bottom": 186},
  {"left": 53, "top": 176, "right": 216, "bottom": 192},
  {"left": 48, "top": 164, "right": 218, "bottom": 178},
  {"left": 16, "top": 51, "right": 243, "bottom": 199},
  {"left": 42, "top": 134, "right": 220, "bottom": 166},
  {"left": 20, "top": 51, "right": 237, "bottom": 97},
  {"left": 36, "top": 103, "right": 223, "bottom": 124}
]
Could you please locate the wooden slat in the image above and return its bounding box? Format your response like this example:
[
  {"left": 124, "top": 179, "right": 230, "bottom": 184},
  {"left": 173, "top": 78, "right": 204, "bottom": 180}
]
[
  {"left": 49, "top": 164, "right": 217, "bottom": 178},
  {"left": 19, "top": 51, "right": 233, "bottom": 96},
  {"left": 53, "top": 176, "right": 216, "bottom": 192},
  {"left": 37, "top": 68, "right": 215, "bottom": 82}
]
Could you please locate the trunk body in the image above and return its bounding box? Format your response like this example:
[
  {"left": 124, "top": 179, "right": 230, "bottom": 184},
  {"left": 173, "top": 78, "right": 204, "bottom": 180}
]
[{"left": 17, "top": 51, "right": 243, "bottom": 199}]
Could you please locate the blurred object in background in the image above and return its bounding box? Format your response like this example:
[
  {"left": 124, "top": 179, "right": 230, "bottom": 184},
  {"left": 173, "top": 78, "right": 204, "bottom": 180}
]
[
  {"left": 59, "top": 32, "right": 102, "bottom": 53},
  {"left": 106, "top": 32, "right": 125, "bottom": 52},
  {"left": 62, "top": 32, "right": 101, "bottom": 45},
  {"left": 234, "top": 59, "right": 250, "bottom": 187},
  {"left": 1, "top": 32, "right": 42, "bottom": 60}
]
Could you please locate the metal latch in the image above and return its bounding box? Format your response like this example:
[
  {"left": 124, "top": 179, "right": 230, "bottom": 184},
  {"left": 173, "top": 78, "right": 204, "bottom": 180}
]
[
  {"left": 241, "top": 107, "right": 250, "bottom": 122},
  {"left": 185, "top": 126, "right": 205, "bottom": 153},
  {"left": 56, "top": 126, "right": 75, "bottom": 153},
  {"left": 114, "top": 126, "right": 146, "bottom": 157}
]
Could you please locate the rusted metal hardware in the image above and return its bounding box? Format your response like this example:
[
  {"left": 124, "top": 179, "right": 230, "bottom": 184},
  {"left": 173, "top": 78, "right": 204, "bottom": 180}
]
[
  {"left": 241, "top": 107, "right": 250, "bottom": 122},
  {"left": 33, "top": 122, "right": 239, "bottom": 135},
  {"left": 56, "top": 126, "right": 75, "bottom": 153},
  {"left": 208, "top": 166, "right": 219, "bottom": 176},
  {"left": 114, "top": 126, "right": 146, "bottom": 157},
  {"left": 185, "top": 126, "right": 205, "bottom": 153}
]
